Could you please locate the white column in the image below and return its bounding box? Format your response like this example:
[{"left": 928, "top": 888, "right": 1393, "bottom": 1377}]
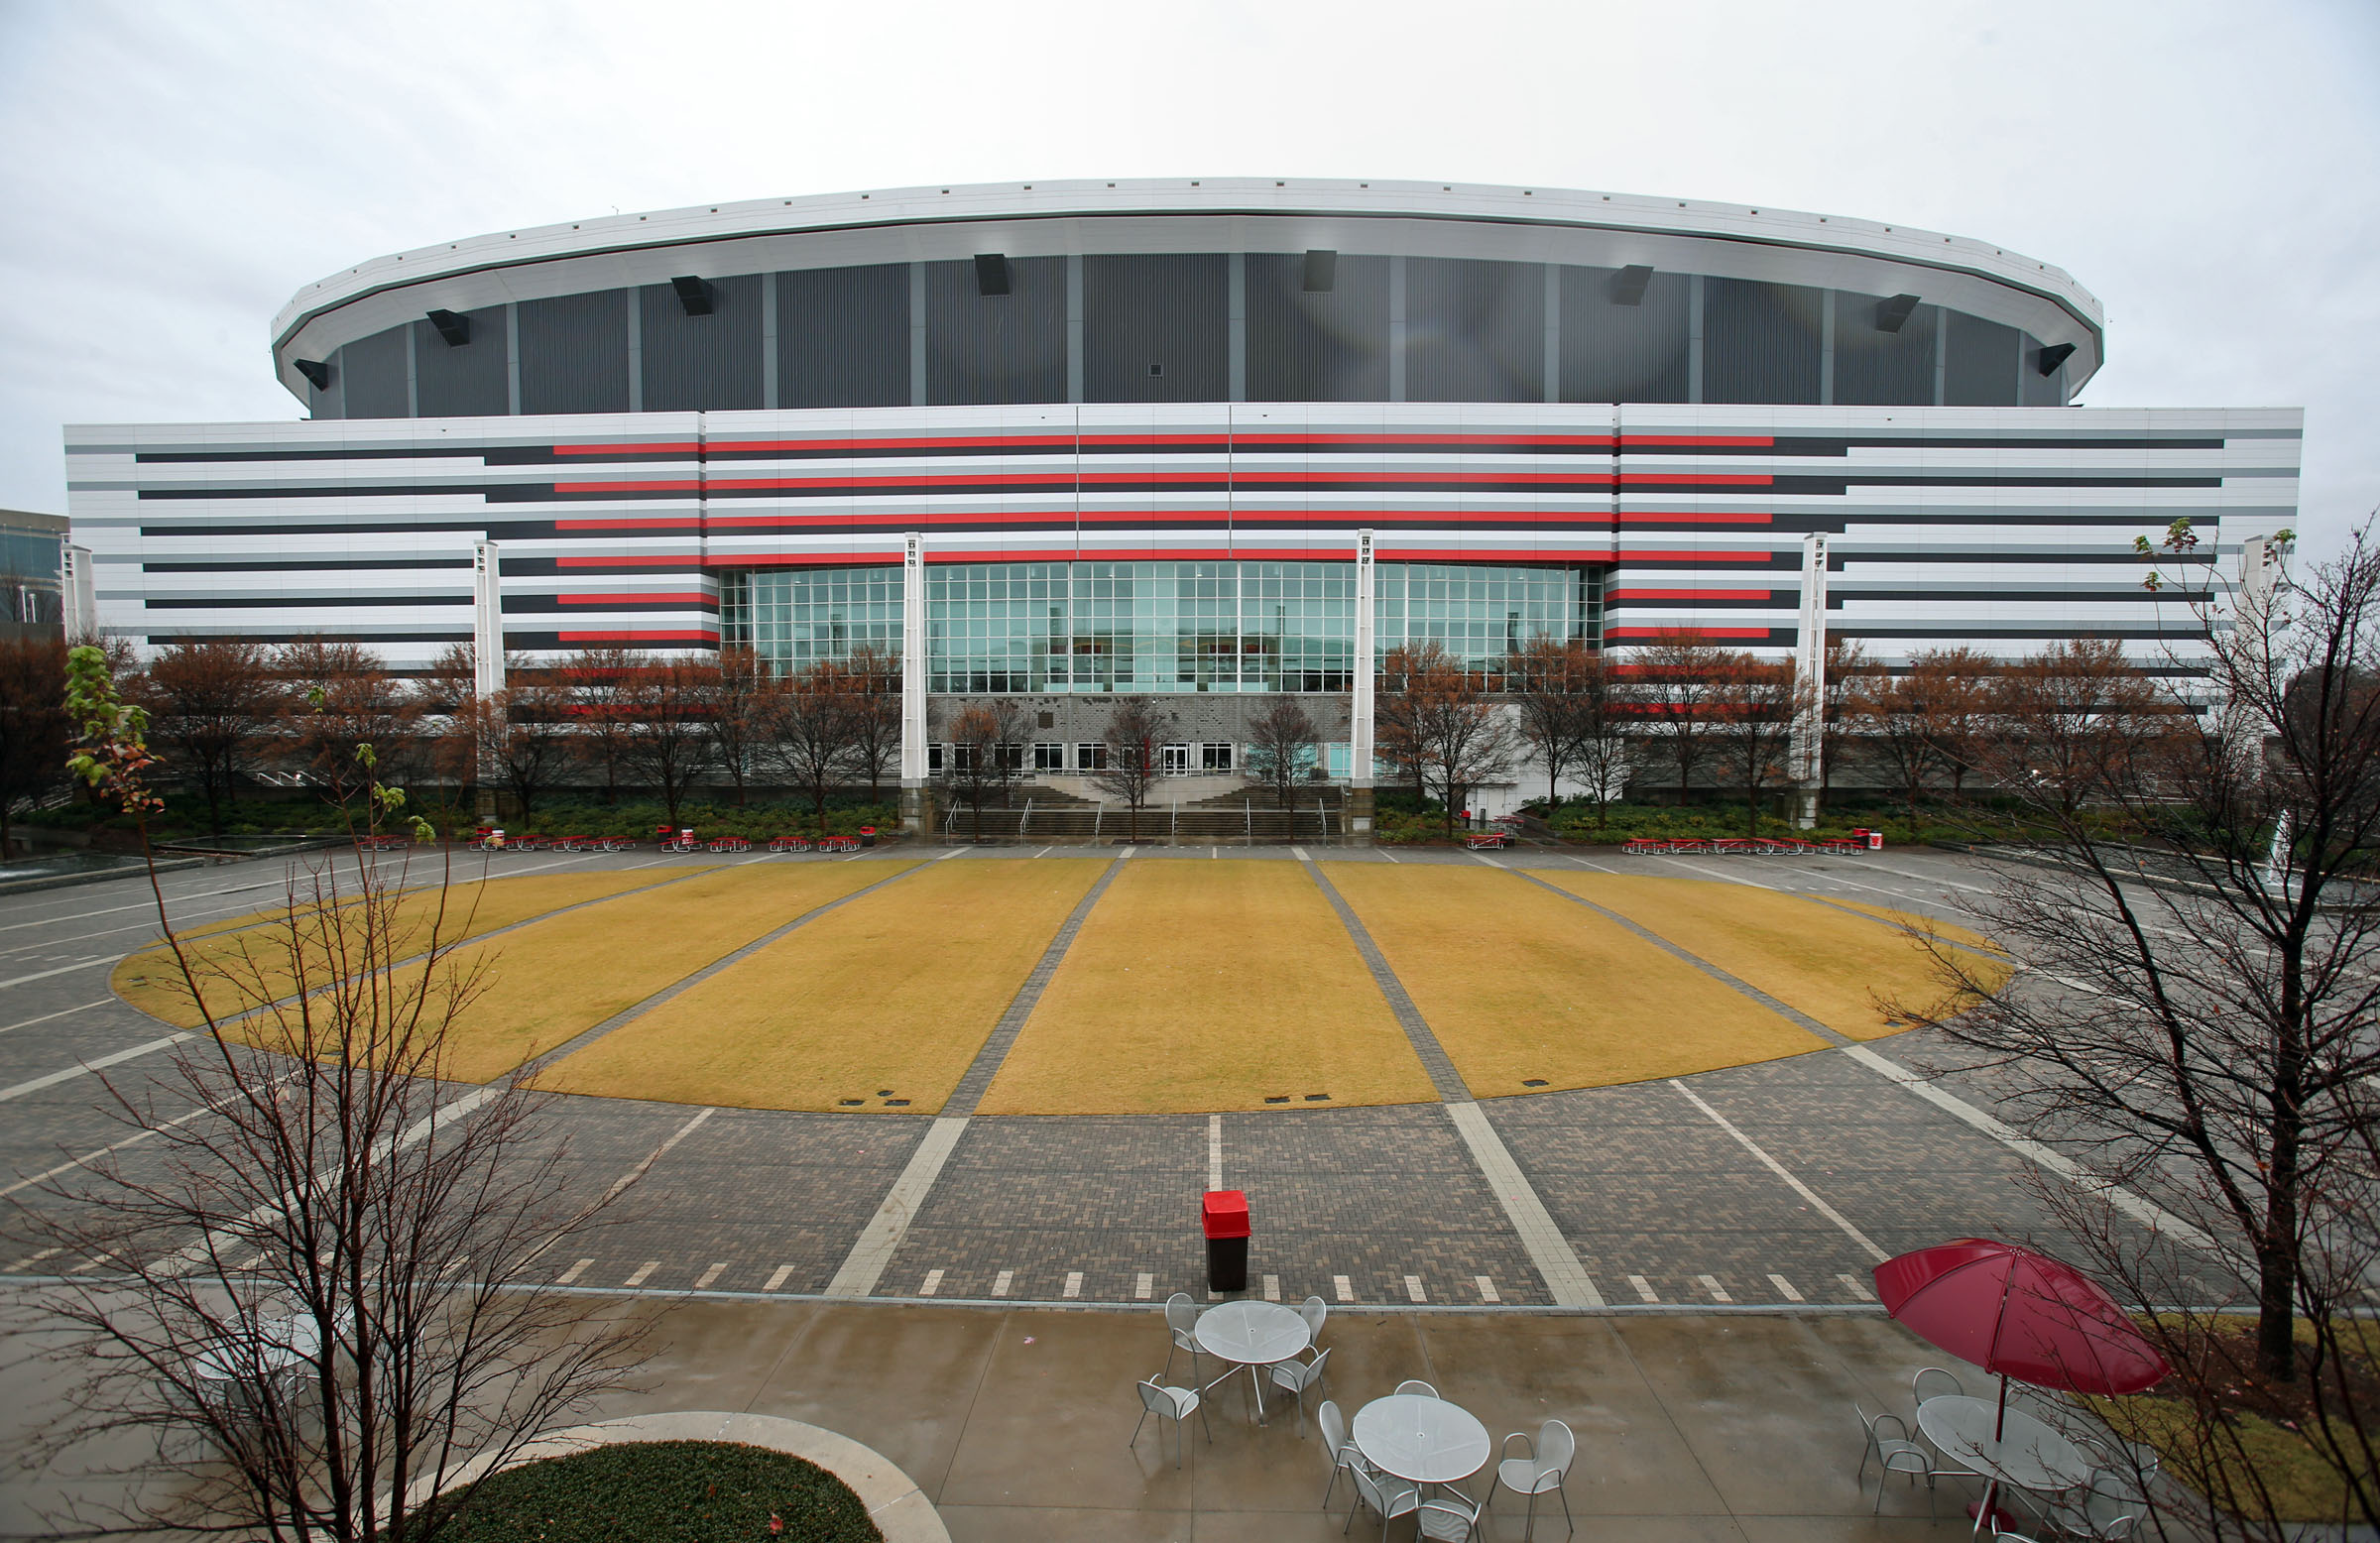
[
  {"left": 472, "top": 540, "right": 506, "bottom": 696},
  {"left": 1352, "top": 529, "right": 1375, "bottom": 787},
  {"left": 900, "top": 532, "right": 928, "bottom": 784},
  {"left": 60, "top": 544, "right": 95, "bottom": 642},
  {"left": 1789, "top": 533, "right": 1829, "bottom": 827}
]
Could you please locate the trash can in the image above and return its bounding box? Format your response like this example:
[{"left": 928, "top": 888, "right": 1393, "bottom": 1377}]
[
  {"left": 859, "top": 825, "right": 878, "bottom": 848},
  {"left": 1202, "top": 1189, "right": 1250, "bottom": 1292}
]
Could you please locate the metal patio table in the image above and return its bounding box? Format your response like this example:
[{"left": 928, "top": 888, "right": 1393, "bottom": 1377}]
[
  {"left": 1352, "top": 1392, "right": 1491, "bottom": 1489},
  {"left": 1192, "top": 1299, "right": 1310, "bottom": 1425},
  {"left": 1918, "top": 1393, "right": 2091, "bottom": 1535}
]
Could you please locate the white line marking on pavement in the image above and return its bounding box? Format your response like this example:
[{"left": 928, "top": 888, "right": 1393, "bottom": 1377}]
[
  {"left": 694, "top": 1262, "right": 726, "bottom": 1290},
  {"left": 1663, "top": 858, "right": 1782, "bottom": 891},
  {"left": 1568, "top": 856, "right": 1619, "bottom": 873},
  {"left": 1404, "top": 1274, "right": 1426, "bottom": 1302},
  {"left": 0, "top": 958, "right": 111, "bottom": 991},
  {"left": 1444, "top": 1100, "right": 1605, "bottom": 1307},
  {"left": 1334, "top": 1274, "right": 1354, "bottom": 1302},
  {"left": 1699, "top": 1274, "right": 1733, "bottom": 1303},
  {"left": 1, "top": 1073, "right": 298, "bottom": 1198},
  {"left": 1856, "top": 860, "right": 1994, "bottom": 893},
  {"left": 600, "top": 1107, "right": 715, "bottom": 1204},
  {"left": 1472, "top": 854, "right": 1505, "bottom": 869},
  {"left": 1262, "top": 1274, "right": 1280, "bottom": 1301},
  {"left": 1063, "top": 1270, "right": 1083, "bottom": 1299},
  {"left": 0, "top": 999, "right": 111, "bottom": 1037},
  {"left": 1669, "top": 1079, "right": 1887, "bottom": 1263},
  {"left": 4, "top": 1246, "right": 60, "bottom": 1273},
  {"left": 0, "top": 1031, "right": 196, "bottom": 1103},
  {"left": 623, "top": 1261, "right": 658, "bottom": 1287},
  {"left": 992, "top": 1268, "right": 1013, "bottom": 1297},
  {"left": 1837, "top": 1041, "right": 2221, "bottom": 1257},
  {"left": 1628, "top": 1275, "right": 1659, "bottom": 1303},
  {"left": 919, "top": 1268, "right": 943, "bottom": 1297},
  {"left": 825, "top": 1116, "right": 970, "bottom": 1299},
  {"left": 1837, "top": 1272, "right": 1875, "bottom": 1302},
  {"left": 1207, "top": 1114, "right": 1223, "bottom": 1192},
  {"left": 1768, "top": 1273, "right": 1804, "bottom": 1302},
  {"left": 1475, "top": 1275, "right": 1499, "bottom": 1303},
  {"left": 1380, "top": 850, "right": 1400, "bottom": 863},
  {"left": 1134, "top": 1271, "right": 1153, "bottom": 1300},
  {"left": 1291, "top": 847, "right": 1311, "bottom": 862},
  {"left": 555, "top": 1258, "right": 592, "bottom": 1285},
  {"left": 764, "top": 1265, "right": 794, "bottom": 1291}
]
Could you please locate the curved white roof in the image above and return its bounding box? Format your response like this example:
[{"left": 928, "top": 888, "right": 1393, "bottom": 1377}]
[{"left": 272, "top": 178, "right": 2106, "bottom": 399}]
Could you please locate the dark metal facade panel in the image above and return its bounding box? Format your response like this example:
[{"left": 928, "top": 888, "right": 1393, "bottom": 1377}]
[
  {"left": 640, "top": 274, "right": 764, "bottom": 413},
  {"left": 777, "top": 264, "right": 910, "bottom": 409},
  {"left": 1244, "top": 252, "right": 1390, "bottom": 403},
  {"left": 339, "top": 325, "right": 411, "bottom": 419},
  {"left": 1832, "top": 292, "right": 1938, "bottom": 407},
  {"left": 1945, "top": 310, "right": 2020, "bottom": 407},
  {"left": 1702, "top": 279, "right": 1824, "bottom": 405},
  {"left": 518, "top": 291, "right": 631, "bottom": 415},
  {"left": 412, "top": 305, "right": 511, "bottom": 418},
  {"left": 2019, "top": 333, "right": 2065, "bottom": 407},
  {"left": 1557, "top": 267, "right": 1691, "bottom": 404},
  {"left": 307, "top": 357, "right": 346, "bottom": 420},
  {"left": 1403, "top": 258, "right": 1544, "bottom": 403},
  {"left": 1082, "top": 254, "right": 1230, "bottom": 404},
  {"left": 923, "top": 256, "right": 1067, "bottom": 406}
]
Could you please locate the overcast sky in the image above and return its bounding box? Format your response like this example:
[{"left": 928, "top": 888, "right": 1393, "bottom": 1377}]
[{"left": 2, "top": 0, "right": 2373, "bottom": 556}]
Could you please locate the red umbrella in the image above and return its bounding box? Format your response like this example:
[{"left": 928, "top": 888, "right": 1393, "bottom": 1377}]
[{"left": 1873, "top": 1239, "right": 2169, "bottom": 1439}]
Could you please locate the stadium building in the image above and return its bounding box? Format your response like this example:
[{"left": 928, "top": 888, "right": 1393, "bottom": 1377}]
[{"left": 63, "top": 178, "right": 2301, "bottom": 832}]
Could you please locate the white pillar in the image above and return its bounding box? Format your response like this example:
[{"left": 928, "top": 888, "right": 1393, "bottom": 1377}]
[
  {"left": 899, "top": 533, "right": 929, "bottom": 828},
  {"left": 1789, "top": 533, "right": 1829, "bottom": 827},
  {"left": 1351, "top": 528, "right": 1375, "bottom": 790},
  {"left": 60, "top": 543, "right": 95, "bottom": 642},
  {"left": 472, "top": 541, "right": 506, "bottom": 697}
]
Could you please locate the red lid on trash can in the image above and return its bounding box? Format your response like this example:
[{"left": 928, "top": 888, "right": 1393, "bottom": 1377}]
[{"left": 1201, "top": 1189, "right": 1250, "bottom": 1240}]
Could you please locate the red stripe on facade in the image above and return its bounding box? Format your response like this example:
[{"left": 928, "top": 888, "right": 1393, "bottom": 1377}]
[
  {"left": 549, "top": 430, "right": 1634, "bottom": 458},
  {"left": 1616, "top": 435, "right": 1774, "bottom": 447},
  {"left": 556, "top": 629, "right": 719, "bottom": 644},
  {"left": 1608, "top": 588, "right": 1776, "bottom": 602},
  {"left": 559, "top": 509, "right": 1651, "bottom": 534},
  {"left": 1619, "top": 550, "right": 1776, "bottom": 563},
  {"left": 561, "top": 470, "right": 1630, "bottom": 494},
  {"left": 1613, "top": 473, "right": 1772, "bottom": 487},
  {"left": 556, "top": 592, "right": 714, "bottom": 606},
  {"left": 1615, "top": 510, "right": 1773, "bottom": 525},
  {"left": 1605, "top": 626, "right": 1776, "bottom": 639}
]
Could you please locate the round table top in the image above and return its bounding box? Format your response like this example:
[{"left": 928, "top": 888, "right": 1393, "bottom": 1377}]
[
  {"left": 1917, "top": 1394, "right": 2089, "bottom": 1495},
  {"left": 190, "top": 1316, "right": 317, "bottom": 1383},
  {"left": 1194, "top": 1300, "right": 1310, "bottom": 1367},
  {"left": 1352, "top": 1393, "right": 1491, "bottom": 1484}
]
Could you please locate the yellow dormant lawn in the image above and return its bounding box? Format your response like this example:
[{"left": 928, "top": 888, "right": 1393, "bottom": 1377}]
[
  {"left": 1326, "top": 863, "right": 1823, "bottom": 1094},
  {"left": 1537, "top": 872, "right": 2009, "bottom": 1038},
  {"left": 349, "top": 861, "right": 910, "bottom": 1082},
  {"left": 540, "top": 858, "right": 1105, "bottom": 1113},
  {"left": 979, "top": 860, "right": 1435, "bottom": 1115},
  {"left": 1818, "top": 895, "right": 2007, "bottom": 955},
  {"left": 113, "top": 868, "right": 692, "bottom": 1028}
]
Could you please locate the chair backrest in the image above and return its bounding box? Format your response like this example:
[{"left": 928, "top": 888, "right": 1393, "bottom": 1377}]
[
  {"left": 1913, "top": 1365, "right": 1964, "bottom": 1403},
  {"left": 1536, "top": 1418, "right": 1575, "bottom": 1477},
  {"left": 1294, "top": 1346, "right": 1331, "bottom": 1387},
  {"left": 1135, "top": 1378, "right": 1175, "bottom": 1416},
  {"left": 1856, "top": 1400, "right": 1909, "bottom": 1443},
  {"left": 1395, "top": 1378, "right": 1438, "bottom": 1397},
  {"left": 1317, "top": 1398, "right": 1348, "bottom": 1460},
  {"left": 1164, "top": 1292, "right": 1198, "bottom": 1334},
  {"left": 1300, "top": 1294, "right": 1328, "bottom": 1337},
  {"left": 1416, "top": 1492, "right": 1479, "bottom": 1540}
]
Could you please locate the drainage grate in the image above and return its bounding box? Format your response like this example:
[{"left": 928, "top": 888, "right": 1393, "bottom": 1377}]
[
  {"left": 1521, "top": 1078, "right": 1549, "bottom": 1088},
  {"left": 884, "top": 1098, "right": 910, "bottom": 1107},
  {"left": 838, "top": 1099, "right": 865, "bottom": 1106},
  {"left": 1303, "top": 1093, "right": 1331, "bottom": 1102},
  {"left": 1264, "top": 1096, "right": 1290, "bottom": 1104}
]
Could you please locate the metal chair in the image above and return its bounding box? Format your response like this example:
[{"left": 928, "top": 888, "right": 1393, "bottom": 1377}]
[
  {"left": 1316, "top": 1399, "right": 1362, "bottom": 1511},
  {"left": 2046, "top": 1470, "right": 2145, "bottom": 1540},
  {"left": 1299, "top": 1293, "right": 1329, "bottom": 1341},
  {"left": 1487, "top": 1417, "right": 1575, "bottom": 1539},
  {"left": 1343, "top": 1459, "right": 1421, "bottom": 1536},
  {"left": 1265, "top": 1345, "right": 1331, "bottom": 1432},
  {"left": 1416, "top": 1487, "right": 1484, "bottom": 1541},
  {"left": 1130, "top": 1376, "right": 1211, "bottom": 1469},
  {"left": 1869, "top": 1422, "right": 1937, "bottom": 1519},
  {"left": 1912, "top": 1365, "right": 1966, "bottom": 1403},
  {"left": 1162, "top": 1292, "right": 1204, "bottom": 1383},
  {"left": 1854, "top": 1401, "right": 1929, "bottom": 1486},
  {"left": 1394, "top": 1378, "right": 1439, "bottom": 1398}
]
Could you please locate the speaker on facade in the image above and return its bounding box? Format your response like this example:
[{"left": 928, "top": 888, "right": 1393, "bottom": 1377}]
[
  {"left": 1610, "top": 265, "right": 1654, "bottom": 305},
  {"left": 670, "top": 276, "right": 714, "bottom": 316},
  {"left": 294, "top": 358, "right": 331, "bottom": 390},
  {"left": 1302, "top": 249, "right": 1337, "bottom": 293},
  {"left": 2036, "top": 342, "right": 2076, "bottom": 376},
  {"left": 425, "top": 309, "right": 471, "bottom": 347},
  {"left": 1875, "top": 294, "right": 1921, "bottom": 333},
  {"left": 975, "top": 254, "right": 1012, "bottom": 296}
]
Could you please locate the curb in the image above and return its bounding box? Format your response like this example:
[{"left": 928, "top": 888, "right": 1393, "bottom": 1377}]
[
  {"left": 0, "top": 855, "right": 209, "bottom": 896},
  {"left": 419, "top": 1410, "right": 948, "bottom": 1542}
]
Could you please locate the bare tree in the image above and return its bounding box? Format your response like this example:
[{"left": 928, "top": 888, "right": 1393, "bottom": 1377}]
[
  {"left": 765, "top": 659, "right": 858, "bottom": 837},
  {"left": 1569, "top": 647, "right": 1642, "bottom": 831},
  {"left": 1707, "top": 651, "right": 1803, "bottom": 837},
  {"left": 1635, "top": 630, "right": 1726, "bottom": 805},
  {"left": 272, "top": 639, "right": 421, "bottom": 805},
  {"left": 838, "top": 643, "right": 903, "bottom": 803},
  {"left": 1814, "top": 636, "right": 1871, "bottom": 816},
  {"left": 1402, "top": 652, "right": 1518, "bottom": 839},
  {"left": 1242, "top": 695, "right": 1318, "bottom": 810},
  {"left": 140, "top": 639, "right": 280, "bottom": 837},
  {"left": 438, "top": 655, "right": 578, "bottom": 823},
  {"left": 1090, "top": 698, "right": 1174, "bottom": 843},
  {"left": 1509, "top": 632, "right": 1595, "bottom": 809},
  {"left": 616, "top": 656, "right": 715, "bottom": 827},
  {"left": 0, "top": 633, "right": 70, "bottom": 856},
  {"left": 559, "top": 646, "right": 638, "bottom": 804},
  {"left": 1372, "top": 642, "right": 1443, "bottom": 805},
  {"left": 703, "top": 647, "right": 773, "bottom": 806},
  {"left": 939, "top": 698, "right": 1028, "bottom": 842},
  {"left": 1907, "top": 526, "right": 2380, "bottom": 1420},
  {"left": 1981, "top": 637, "right": 2175, "bottom": 819},
  {"left": 23, "top": 647, "right": 651, "bottom": 1542}
]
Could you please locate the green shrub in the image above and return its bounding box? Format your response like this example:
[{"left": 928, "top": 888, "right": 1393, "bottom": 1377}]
[{"left": 416, "top": 1440, "right": 880, "bottom": 1543}]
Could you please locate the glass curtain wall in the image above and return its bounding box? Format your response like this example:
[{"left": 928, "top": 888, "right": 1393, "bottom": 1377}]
[{"left": 727, "top": 561, "right": 1600, "bottom": 689}]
